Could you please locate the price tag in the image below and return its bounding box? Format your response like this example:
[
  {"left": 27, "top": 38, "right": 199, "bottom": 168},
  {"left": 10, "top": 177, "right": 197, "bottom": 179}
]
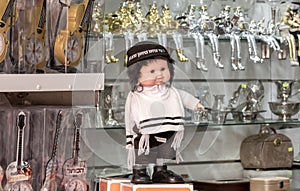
[
  {"left": 8, "top": 175, "right": 30, "bottom": 183},
  {"left": 241, "top": 84, "right": 247, "bottom": 88},
  {"left": 282, "top": 82, "right": 289, "bottom": 88}
]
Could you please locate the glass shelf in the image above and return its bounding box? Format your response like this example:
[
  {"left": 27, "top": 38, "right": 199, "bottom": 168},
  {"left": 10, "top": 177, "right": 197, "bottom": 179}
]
[
  {"left": 83, "top": 118, "right": 300, "bottom": 130},
  {"left": 90, "top": 33, "right": 272, "bottom": 42},
  {"left": 188, "top": 119, "right": 300, "bottom": 128}
]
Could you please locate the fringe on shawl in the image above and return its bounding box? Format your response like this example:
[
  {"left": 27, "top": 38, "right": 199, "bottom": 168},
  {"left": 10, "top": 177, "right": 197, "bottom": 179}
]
[
  {"left": 171, "top": 130, "right": 184, "bottom": 163},
  {"left": 127, "top": 145, "right": 135, "bottom": 170},
  {"left": 138, "top": 134, "right": 150, "bottom": 156}
]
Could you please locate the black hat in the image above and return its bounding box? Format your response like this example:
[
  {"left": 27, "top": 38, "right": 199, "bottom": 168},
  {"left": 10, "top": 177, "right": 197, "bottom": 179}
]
[{"left": 126, "top": 41, "right": 174, "bottom": 67}]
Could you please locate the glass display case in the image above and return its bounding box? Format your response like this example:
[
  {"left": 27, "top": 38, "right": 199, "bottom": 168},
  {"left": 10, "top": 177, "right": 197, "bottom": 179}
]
[{"left": 0, "top": 0, "right": 300, "bottom": 190}]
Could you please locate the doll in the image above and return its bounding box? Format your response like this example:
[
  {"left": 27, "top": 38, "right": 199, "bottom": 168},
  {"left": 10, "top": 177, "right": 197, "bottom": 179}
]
[{"left": 125, "top": 41, "right": 204, "bottom": 184}]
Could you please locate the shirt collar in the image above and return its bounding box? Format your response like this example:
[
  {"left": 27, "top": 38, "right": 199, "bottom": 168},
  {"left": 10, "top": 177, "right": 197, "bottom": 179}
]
[{"left": 142, "top": 84, "right": 168, "bottom": 96}]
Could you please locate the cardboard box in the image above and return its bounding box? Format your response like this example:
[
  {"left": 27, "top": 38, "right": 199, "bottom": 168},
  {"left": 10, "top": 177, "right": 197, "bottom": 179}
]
[
  {"left": 100, "top": 177, "right": 131, "bottom": 191},
  {"left": 120, "top": 182, "right": 193, "bottom": 191}
]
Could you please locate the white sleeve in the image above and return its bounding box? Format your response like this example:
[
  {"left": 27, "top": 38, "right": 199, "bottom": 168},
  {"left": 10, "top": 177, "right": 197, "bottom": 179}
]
[
  {"left": 177, "top": 89, "right": 200, "bottom": 110},
  {"left": 125, "top": 92, "right": 137, "bottom": 146}
]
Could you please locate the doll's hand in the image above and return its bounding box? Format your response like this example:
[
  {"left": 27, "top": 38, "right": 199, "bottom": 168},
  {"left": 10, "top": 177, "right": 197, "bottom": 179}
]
[{"left": 195, "top": 102, "right": 205, "bottom": 111}]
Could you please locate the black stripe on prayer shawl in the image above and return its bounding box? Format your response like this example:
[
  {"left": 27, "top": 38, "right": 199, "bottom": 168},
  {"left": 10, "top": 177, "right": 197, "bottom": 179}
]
[
  {"left": 140, "top": 122, "right": 185, "bottom": 129},
  {"left": 140, "top": 116, "right": 184, "bottom": 124}
]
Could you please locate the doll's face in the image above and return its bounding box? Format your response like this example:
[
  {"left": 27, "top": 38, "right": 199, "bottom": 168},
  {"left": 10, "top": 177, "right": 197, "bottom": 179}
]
[{"left": 138, "top": 59, "right": 170, "bottom": 87}]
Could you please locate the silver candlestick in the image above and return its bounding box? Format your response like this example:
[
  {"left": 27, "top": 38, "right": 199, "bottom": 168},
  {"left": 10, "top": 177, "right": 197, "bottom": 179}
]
[{"left": 101, "top": 84, "right": 119, "bottom": 126}]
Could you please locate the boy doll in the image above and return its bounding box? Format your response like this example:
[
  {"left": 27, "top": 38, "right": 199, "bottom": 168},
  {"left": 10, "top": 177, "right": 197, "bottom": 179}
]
[{"left": 125, "top": 41, "right": 204, "bottom": 184}]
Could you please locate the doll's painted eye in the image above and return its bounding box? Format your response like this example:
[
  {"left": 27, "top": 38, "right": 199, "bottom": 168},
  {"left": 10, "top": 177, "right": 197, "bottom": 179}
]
[
  {"left": 161, "top": 67, "right": 166, "bottom": 71},
  {"left": 150, "top": 69, "right": 155, "bottom": 73}
]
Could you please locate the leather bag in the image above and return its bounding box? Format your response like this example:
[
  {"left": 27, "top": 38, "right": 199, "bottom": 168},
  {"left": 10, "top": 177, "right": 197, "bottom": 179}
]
[
  {"left": 250, "top": 177, "right": 290, "bottom": 191},
  {"left": 240, "top": 126, "right": 294, "bottom": 169}
]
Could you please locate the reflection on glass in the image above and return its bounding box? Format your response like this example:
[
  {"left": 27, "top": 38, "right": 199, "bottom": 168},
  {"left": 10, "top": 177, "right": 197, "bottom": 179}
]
[
  {"left": 216, "top": 0, "right": 234, "bottom": 7},
  {"left": 167, "top": 0, "right": 188, "bottom": 17},
  {"left": 199, "top": 0, "right": 212, "bottom": 7},
  {"left": 235, "top": 0, "right": 256, "bottom": 21},
  {"left": 213, "top": 0, "right": 235, "bottom": 16},
  {"left": 263, "top": 0, "right": 284, "bottom": 22},
  {"left": 295, "top": 144, "right": 300, "bottom": 162}
]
